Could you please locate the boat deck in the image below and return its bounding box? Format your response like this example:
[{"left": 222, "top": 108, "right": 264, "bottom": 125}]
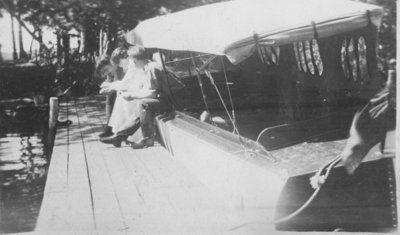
[{"left": 35, "top": 96, "right": 270, "bottom": 233}]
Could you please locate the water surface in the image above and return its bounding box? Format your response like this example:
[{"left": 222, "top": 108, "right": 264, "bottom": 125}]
[{"left": 0, "top": 129, "right": 49, "bottom": 233}]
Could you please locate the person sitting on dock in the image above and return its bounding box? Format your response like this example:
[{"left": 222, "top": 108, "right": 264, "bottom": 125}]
[
  {"left": 96, "top": 47, "right": 129, "bottom": 138},
  {"left": 99, "top": 46, "right": 161, "bottom": 148}
]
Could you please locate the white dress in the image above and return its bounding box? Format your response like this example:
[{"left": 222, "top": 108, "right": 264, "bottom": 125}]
[{"left": 108, "top": 66, "right": 145, "bottom": 133}]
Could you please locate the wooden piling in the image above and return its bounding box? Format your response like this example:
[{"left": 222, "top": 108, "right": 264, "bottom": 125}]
[
  {"left": 49, "top": 97, "right": 59, "bottom": 131},
  {"left": 47, "top": 97, "right": 59, "bottom": 156}
]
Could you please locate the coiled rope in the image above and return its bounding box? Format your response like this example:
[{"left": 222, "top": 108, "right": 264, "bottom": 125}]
[{"left": 273, "top": 154, "right": 342, "bottom": 224}]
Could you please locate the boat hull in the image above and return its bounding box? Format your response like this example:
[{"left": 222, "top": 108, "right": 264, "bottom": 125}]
[
  {"left": 276, "top": 157, "right": 397, "bottom": 232},
  {"left": 156, "top": 112, "right": 397, "bottom": 232}
]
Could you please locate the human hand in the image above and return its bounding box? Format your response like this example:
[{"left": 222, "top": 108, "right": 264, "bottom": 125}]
[
  {"left": 100, "top": 81, "right": 111, "bottom": 89},
  {"left": 99, "top": 87, "right": 113, "bottom": 94},
  {"left": 99, "top": 82, "right": 115, "bottom": 94}
]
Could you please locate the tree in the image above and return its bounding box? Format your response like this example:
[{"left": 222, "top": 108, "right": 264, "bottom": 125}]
[
  {"left": 1, "top": 0, "right": 225, "bottom": 56},
  {"left": 2, "top": 0, "right": 226, "bottom": 94},
  {"left": 10, "top": 13, "right": 17, "bottom": 60},
  {"left": 0, "top": 0, "right": 48, "bottom": 52}
]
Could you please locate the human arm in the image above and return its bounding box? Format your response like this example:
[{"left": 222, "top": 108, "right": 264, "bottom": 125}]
[
  {"left": 99, "top": 67, "right": 132, "bottom": 93},
  {"left": 121, "top": 89, "right": 158, "bottom": 101},
  {"left": 100, "top": 80, "right": 126, "bottom": 93}
]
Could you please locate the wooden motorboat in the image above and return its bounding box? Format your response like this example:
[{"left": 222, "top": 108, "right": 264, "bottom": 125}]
[{"left": 127, "top": 0, "right": 396, "bottom": 232}]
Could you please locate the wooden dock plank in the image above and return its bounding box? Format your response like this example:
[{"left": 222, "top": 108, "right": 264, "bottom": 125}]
[
  {"left": 119, "top": 145, "right": 240, "bottom": 232},
  {"left": 37, "top": 96, "right": 256, "bottom": 233},
  {"left": 77, "top": 97, "right": 153, "bottom": 232},
  {"left": 101, "top": 147, "right": 157, "bottom": 233},
  {"left": 39, "top": 102, "right": 69, "bottom": 193},
  {"left": 86, "top": 96, "right": 239, "bottom": 232},
  {"left": 63, "top": 137, "right": 96, "bottom": 230},
  {"left": 35, "top": 101, "right": 71, "bottom": 230},
  {"left": 74, "top": 98, "right": 128, "bottom": 231},
  {"left": 36, "top": 99, "right": 95, "bottom": 231}
]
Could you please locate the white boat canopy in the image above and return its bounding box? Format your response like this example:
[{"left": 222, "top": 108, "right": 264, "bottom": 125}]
[{"left": 126, "top": 0, "right": 383, "bottom": 64}]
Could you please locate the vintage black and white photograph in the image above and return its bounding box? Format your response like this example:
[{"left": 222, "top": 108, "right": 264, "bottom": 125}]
[{"left": 0, "top": 0, "right": 397, "bottom": 234}]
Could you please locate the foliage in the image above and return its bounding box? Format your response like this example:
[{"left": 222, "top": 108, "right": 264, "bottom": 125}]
[
  {"left": 0, "top": 0, "right": 226, "bottom": 95},
  {"left": 355, "top": 0, "right": 396, "bottom": 75},
  {"left": 2, "top": 0, "right": 224, "bottom": 38},
  {"left": 0, "top": 0, "right": 395, "bottom": 56},
  {"left": 373, "top": 0, "right": 396, "bottom": 59},
  {"left": 0, "top": 64, "right": 55, "bottom": 100},
  {"left": 0, "top": 0, "right": 394, "bottom": 97}
]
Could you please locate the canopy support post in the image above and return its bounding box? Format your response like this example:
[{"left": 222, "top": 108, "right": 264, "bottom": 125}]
[
  {"left": 158, "top": 49, "right": 177, "bottom": 111},
  {"left": 311, "top": 21, "right": 319, "bottom": 39},
  {"left": 190, "top": 52, "right": 214, "bottom": 124},
  {"left": 366, "top": 10, "right": 372, "bottom": 26},
  {"left": 253, "top": 33, "right": 264, "bottom": 64}
]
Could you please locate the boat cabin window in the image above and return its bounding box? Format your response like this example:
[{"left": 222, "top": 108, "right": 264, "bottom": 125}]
[
  {"left": 341, "top": 36, "right": 370, "bottom": 84},
  {"left": 257, "top": 45, "right": 280, "bottom": 65},
  {"left": 293, "top": 39, "right": 324, "bottom": 76}
]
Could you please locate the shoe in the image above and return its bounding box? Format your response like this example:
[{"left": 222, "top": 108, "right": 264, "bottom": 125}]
[
  {"left": 130, "top": 137, "right": 154, "bottom": 149},
  {"left": 100, "top": 134, "right": 127, "bottom": 147},
  {"left": 98, "top": 126, "right": 113, "bottom": 138}
]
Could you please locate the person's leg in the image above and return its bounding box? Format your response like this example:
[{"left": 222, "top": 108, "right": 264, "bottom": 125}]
[
  {"left": 106, "top": 91, "right": 116, "bottom": 120},
  {"left": 100, "top": 116, "right": 140, "bottom": 147},
  {"left": 131, "top": 99, "right": 160, "bottom": 149},
  {"left": 99, "top": 91, "right": 116, "bottom": 137}
]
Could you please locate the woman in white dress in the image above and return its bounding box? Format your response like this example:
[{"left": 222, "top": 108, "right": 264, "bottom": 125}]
[{"left": 99, "top": 46, "right": 159, "bottom": 146}]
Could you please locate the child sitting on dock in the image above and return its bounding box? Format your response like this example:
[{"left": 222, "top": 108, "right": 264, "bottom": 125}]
[
  {"left": 96, "top": 47, "right": 129, "bottom": 138},
  {"left": 99, "top": 46, "right": 161, "bottom": 148}
]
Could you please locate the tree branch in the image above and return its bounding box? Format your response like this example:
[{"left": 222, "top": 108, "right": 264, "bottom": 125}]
[{"left": 0, "top": 0, "right": 50, "bottom": 52}]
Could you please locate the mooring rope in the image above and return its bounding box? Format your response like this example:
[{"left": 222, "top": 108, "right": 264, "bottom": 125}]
[
  {"left": 273, "top": 154, "right": 342, "bottom": 224},
  {"left": 203, "top": 68, "right": 252, "bottom": 151},
  {"left": 204, "top": 70, "right": 236, "bottom": 128},
  {"left": 229, "top": 154, "right": 343, "bottom": 232},
  {"left": 220, "top": 56, "right": 238, "bottom": 134},
  {"left": 190, "top": 53, "right": 216, "bottom": 126}
]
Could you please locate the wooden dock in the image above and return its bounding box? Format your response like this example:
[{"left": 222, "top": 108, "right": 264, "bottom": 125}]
[{"left": 35, "top": 96, "right": 270, "bottom": 233}]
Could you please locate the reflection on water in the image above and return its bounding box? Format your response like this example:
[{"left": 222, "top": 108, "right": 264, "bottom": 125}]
[{"left": 0, "top": 133, "right": 48, "bottom": 233}]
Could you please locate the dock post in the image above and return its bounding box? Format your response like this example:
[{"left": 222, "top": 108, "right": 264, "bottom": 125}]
[
  {"left": 47, "top": 97, "right": 59, "bottom": 156},
  {"left": 49, "top": 97, "right": 59, "bottom": 131}
]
